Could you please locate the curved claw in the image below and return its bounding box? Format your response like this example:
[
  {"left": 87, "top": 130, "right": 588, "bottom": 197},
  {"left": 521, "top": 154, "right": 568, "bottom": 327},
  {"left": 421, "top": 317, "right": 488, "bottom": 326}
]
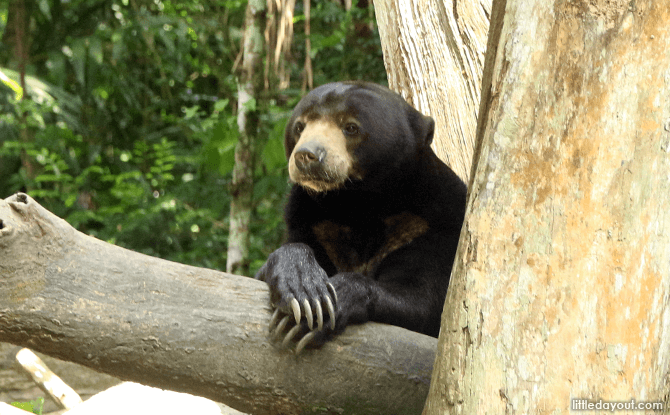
[
  {"left": 327, "top": 282, "right": 338, "bottom": 307},
  {"left": 295, "top": 331, "right": 317, "bottom": 354},
  {"left": 315, "top": 301, "right": 323, "bottom": 331},
  {"left": 303, "top": 298, "right": 313, "bottom": 330},
  {"left": 282, "top": 325, "right": 302, "bottom": 347},
  {"left": 290, "top": 298, "right": 301, "bottom": 325},
  {"left": 325, "top": 296, "right": 336, "bottom": 330},
  {"left": 269, "top": 308, "right": 281, "bottom": 332},
  {"left": 272, "top": 315, "right": 290, "bottom": 340}
]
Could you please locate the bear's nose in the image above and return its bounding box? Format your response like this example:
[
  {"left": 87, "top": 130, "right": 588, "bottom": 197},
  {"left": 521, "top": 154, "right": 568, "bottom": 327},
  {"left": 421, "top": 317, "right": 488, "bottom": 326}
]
[{"left": 294, "top": 142, "right": 326, "bottom": 171}]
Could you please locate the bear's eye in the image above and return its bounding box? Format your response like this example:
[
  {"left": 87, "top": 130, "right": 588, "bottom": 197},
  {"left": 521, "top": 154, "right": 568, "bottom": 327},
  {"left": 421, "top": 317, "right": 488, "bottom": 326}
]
[
  {"left": 294, "top": 122, "right": 305, "bottom": 135},
  {"left": 343, "top": 123, "right": 359, "bottom": 136}
]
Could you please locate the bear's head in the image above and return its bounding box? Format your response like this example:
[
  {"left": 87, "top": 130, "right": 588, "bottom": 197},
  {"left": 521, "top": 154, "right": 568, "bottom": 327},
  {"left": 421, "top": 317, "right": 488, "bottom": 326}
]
[{"left": 284, "top": 81, "right": 435, "bottom": 193}]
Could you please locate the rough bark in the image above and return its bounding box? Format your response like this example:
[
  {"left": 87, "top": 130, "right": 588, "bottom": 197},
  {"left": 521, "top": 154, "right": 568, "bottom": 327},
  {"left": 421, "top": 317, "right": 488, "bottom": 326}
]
[
  {"left": 228, "top": 0, "right": 266, "bottom": 275},
  {"left": 425, "top": 0, "right": 670, "bottom": 413},
  {"left": 374, "top": 0, "right": 491, "bottom": 182},
  {"left": 0, "top": 193, "right": 436, "bottom": 415}
]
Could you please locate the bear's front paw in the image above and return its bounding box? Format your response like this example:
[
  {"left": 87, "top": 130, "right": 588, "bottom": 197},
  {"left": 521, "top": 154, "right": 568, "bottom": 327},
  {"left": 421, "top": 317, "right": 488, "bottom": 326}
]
[{"left": 256, "top": 243, "right": 338, "bottom": 352}]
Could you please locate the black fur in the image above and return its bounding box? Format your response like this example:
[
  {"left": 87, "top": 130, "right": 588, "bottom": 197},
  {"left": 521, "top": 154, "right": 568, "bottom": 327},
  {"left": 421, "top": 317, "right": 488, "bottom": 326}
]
[{"left": 257, "top": 81, "right": 466, "bottom": 347}]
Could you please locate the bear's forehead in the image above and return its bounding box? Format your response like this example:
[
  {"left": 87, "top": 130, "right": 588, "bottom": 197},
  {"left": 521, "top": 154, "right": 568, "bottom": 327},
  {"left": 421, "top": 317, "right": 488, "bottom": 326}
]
[
  {"left": 298, "top": 98, "right": 352, "bottom": 121},
  {"left": 297, "top": 85, "right": 383, "bottom": 121},
  {"left": 304, "top": 84, "right": 359, "bottom": 111},
  {"left": 310, "top": 82, "right": 355, "bottom": 99}
]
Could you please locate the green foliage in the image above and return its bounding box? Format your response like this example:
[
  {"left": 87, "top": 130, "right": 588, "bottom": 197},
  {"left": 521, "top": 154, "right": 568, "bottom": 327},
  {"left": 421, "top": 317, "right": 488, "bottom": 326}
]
[
  {"left": 11, "top": 397, "right": 44, "bottom": 414},
  {"left": 0, "top": 0, "right": 386, "bottom": 275},
  {"left": 294, "top": 1, "right": 387, "bottom": 85}
]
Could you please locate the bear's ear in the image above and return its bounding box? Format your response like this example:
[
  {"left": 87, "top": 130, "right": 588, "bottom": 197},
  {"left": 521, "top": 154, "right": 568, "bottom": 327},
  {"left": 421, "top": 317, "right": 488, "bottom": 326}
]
[
  {"left": 422, "top": 114, "right": 435, "bottom": 146},
  {"left": 410, "top": 111, "right": 435, "bottom": 146}
]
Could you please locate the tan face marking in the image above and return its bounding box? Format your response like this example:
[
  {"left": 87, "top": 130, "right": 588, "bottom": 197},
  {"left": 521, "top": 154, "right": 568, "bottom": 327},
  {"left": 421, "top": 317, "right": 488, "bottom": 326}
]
[{"left": 288, "top": 120, "right": 356, "bottom": 192}]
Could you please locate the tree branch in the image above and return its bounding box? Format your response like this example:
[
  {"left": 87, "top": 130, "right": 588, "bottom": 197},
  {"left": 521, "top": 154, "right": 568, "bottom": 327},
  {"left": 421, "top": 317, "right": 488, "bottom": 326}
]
[{"left": 0, "top": 193, "right": 436, "bottom": 415}]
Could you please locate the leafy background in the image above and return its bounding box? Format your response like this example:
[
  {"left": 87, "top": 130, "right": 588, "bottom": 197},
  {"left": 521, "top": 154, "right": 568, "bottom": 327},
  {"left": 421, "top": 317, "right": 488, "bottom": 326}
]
[{"left": 0, "top": 0, "right": 387, "bottom": 275}]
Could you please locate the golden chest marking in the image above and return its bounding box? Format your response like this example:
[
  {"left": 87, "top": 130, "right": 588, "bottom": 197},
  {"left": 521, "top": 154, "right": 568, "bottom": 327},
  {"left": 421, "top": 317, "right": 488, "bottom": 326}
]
[{"left": 312, "top": 212, "right": 429, "bottom": 276}]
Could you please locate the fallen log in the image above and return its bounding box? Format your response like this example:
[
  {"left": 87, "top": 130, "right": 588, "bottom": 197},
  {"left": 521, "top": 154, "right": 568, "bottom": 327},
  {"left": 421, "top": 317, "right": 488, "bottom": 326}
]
[{"left": 0, "top": 193, "right": 436, "bottom": 415}]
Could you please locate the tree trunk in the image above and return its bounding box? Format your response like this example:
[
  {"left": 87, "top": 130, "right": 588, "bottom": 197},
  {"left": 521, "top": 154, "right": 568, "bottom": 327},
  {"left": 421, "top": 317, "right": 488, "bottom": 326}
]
[
  {"left": 0, "top": 193, "right": 435, "bottom": 415},
  {"left": 227, "top": 0, "right": 266, "bottom": 276},
  {"left": 373, "top": 0, "right": 491, "bottom": 182},
  {"left": 425, "top": 0, "right": 670, "bottom": 413},
  {"left": 5, "top": 0, "right": 36, "bottom": 181}
]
